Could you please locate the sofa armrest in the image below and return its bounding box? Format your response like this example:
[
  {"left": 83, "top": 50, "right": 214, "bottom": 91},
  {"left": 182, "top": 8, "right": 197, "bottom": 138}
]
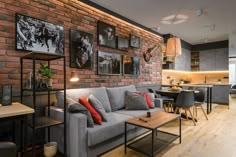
[
  {"left": 49, "top": 107, "right": 88, "bottom": 157},
  {"left": 154, "top": 98, "right": 163, "bottom": 108}
]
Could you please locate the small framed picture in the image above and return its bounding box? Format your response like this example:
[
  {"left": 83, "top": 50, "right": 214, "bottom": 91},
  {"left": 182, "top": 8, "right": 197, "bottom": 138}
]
[
  {"left": 129, "top": 34, "right": 140, "bottom": 48},
  {"left": 16, "top": 13, "right": 64, "bottom": 54},
  {"left": 117, "top": 36, "right": 129, "bottom": 51},
  {"left": 69, "top": 29, "right": 93, "bottom": 69},
  {"left": 97, "top": 21, "right": 116, "bottom": 49},
  {"left": 123, "top": 55, "right": 140, "bottom": 76},
  {"left": 97, "top": 51, "right": 121, "bottom": 75}
]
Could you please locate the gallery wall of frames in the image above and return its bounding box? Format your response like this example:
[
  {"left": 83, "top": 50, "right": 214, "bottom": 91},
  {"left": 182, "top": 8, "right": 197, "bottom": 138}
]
[{"left": 0, "top": 0, "right": 162, "bottom": 89}]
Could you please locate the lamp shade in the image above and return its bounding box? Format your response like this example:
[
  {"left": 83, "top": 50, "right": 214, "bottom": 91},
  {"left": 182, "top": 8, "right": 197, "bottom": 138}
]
[
  {"left": 70, "top": 71, "right": 79, "bottom": 82},
  {"left": 166, "top": 37, "right": 182, "bottom": 57}
]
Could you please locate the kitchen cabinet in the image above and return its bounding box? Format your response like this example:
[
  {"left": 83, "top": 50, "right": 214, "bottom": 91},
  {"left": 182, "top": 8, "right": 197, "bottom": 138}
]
[
  {"left": 174, "top": 48, "right": 191, "bottom": 71},
  {"left": 199, "top": 48, "right": 228, "bottom": 71}
]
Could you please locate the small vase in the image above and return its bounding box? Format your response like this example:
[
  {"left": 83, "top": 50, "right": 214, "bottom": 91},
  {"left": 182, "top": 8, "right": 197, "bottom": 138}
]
[{"left": 44, "top": 142, "right": 57, "bottom": 157}]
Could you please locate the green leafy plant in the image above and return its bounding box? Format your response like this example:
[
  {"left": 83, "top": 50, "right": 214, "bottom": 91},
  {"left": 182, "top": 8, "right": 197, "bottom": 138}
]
[{"left": 38, "top": 63, "right": 54, "bottom": 80}]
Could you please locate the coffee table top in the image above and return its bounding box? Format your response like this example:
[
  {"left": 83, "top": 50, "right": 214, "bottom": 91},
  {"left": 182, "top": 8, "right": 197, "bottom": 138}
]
[{"left": 126, "top": 111, "right": 179, "bottom": 130}]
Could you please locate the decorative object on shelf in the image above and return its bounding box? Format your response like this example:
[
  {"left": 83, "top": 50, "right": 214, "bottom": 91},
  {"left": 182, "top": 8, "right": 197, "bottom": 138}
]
[
  {"left": 117, "top": 36, "right": 129, "bottom": 51},
  {"left": 16, "top": 13, "right": 64, "bottom": 54},
  {"left": 38, "top": 63, "right": 54, "bottom": 88},
  {"left": 129, "top": 34, "right": 140, "bottom": 48},
  {"left": 97, "top": 51, "right": 121, "bottom": 75},
  {"left": 1, "top": 85, "right": 12, "bottom": 106},
  {"left": 44, "top": 142, "right": 57, "bottom": 157},
  {"left": 97, "top": 21, "right": 116, "bottom": 48},
  {"left": 123, "top": 55, "right": 140, "bottom": 76},
  {"left": 70, "top": 29, "right": 93, "bottom": 69},
  {"left": 166, "top": 37, "right": 182, "bottom": 57},
  {"left": 143, "top": 45, "right": 158, "bottom": 62},
  {"left": 70, "top": 71, "right": 79, "bottom": 82}
]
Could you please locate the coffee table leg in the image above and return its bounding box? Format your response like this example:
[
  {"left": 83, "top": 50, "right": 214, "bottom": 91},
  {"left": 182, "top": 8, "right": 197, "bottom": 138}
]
[
  {"left": 152, "top": 129, "right": 154, "bottom": 157},
  {"left": 179, "top": 117, "right": 181, "bottom": 144},
  {"left": 124, "top": 122, "right": 127, "bottom": 154}
]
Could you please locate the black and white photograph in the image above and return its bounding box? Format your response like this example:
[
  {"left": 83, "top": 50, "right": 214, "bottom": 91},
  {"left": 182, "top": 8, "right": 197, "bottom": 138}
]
[
  {"left": 97, "top": 21, "right": 116, "bottom": 49},
  {"left": 123, "top": 55, "right": 140, "bottom": 76},
  {"left": 16, "top": 13, "right": 64, "bottom": 54},
  {"left": 129, "top": 34, "right": 140, "bottom": 48},
  {"left": 98, "top": 51, "right": 121, "bottom": 75},
  {"left": 117, "top": 36, "right": 129, "bottom": 51},
  {"left": 70, "top": 29, "right": 93, "bottom": 69}
]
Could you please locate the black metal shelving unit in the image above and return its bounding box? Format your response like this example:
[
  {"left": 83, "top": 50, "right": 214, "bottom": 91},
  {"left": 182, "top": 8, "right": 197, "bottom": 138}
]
[{"left": 20, "top": 52, "right": 66, "bottom": 157}]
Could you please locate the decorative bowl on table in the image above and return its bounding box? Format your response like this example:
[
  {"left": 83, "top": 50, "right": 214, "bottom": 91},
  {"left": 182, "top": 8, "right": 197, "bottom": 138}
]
[
  {"left": 44, "top": 142, "right": 57, "bottom": 157},
  {"left": 170, "top": 86, "right": 182, "bottom": 91}
]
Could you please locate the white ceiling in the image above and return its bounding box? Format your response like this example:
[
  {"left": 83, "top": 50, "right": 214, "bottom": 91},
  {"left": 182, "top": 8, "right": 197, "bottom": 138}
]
[{"left": 89, "top": 0, "right": 236, "bottom": 45}]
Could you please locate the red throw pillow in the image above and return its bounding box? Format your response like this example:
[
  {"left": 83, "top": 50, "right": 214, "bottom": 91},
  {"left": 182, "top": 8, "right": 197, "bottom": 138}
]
[
  {"left": 144, "top": 92, "right": 154, "bottom": 108},
  {"left": 79, "top": 97, "right": 102, "bottom": 125}
]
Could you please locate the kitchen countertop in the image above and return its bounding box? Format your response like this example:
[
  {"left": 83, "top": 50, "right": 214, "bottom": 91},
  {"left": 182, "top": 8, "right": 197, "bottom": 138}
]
[{"left": 162, "top": 84, "right": 231, "bottom": 87}]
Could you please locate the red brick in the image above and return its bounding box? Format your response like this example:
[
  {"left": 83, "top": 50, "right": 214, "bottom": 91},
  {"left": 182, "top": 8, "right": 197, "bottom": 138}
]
[
  {"left": 0, "top": 37, "right": 6, "bottom": 43},
  {"left": 0, "top": 1, "right": 5, "bottom": 8},
  {"left": 30, "top": 1, "right": 49, "bottom": 10},
  {"left": 5, "top": 4, "right": 24, "bottom": 12},
  {"left": 49, "top": 0, "right": 64, "bottom": 7},
  {"left": 0, "top": 74, "right": 8, "bottom": 79}
]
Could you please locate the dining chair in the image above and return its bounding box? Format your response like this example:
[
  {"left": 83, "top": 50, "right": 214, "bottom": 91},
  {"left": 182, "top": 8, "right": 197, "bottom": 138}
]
[
  {"left": 194, "top": 88, "right": 208, "bottom": 120},
  {"left": 148, "top": 88, "right": 174, "bottom": 112},
  {"left": 175, "top": 90, "right": 196, "bottom": 126}
]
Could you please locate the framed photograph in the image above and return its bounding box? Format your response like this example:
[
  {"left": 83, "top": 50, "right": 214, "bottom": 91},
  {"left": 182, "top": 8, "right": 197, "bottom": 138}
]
[
  {"left": 98, "top": 51, "right": 121, "bottom": 75},
  {"left": 69, "top": 29, "right": 93, "bottom": 69},
  {"left": 129, "top": 34, "right": 140, "bottom": 48},
  {"left": 16, "top": 13, "right": 64, "bottom": 54},
  {"left": 123, "top": 55, "right": 140, "bottom": 76},
  {"left": 117, "top": 36, "right": 129, "bottom": 51},
  {"left": 97, "top": 21, "right": 116, "bottom": 49}
]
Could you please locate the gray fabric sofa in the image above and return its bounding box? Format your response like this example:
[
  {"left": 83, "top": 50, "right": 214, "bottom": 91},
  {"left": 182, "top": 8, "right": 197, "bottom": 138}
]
[{"left": 49, "top": 85, "right": 163, "bottom": 157}]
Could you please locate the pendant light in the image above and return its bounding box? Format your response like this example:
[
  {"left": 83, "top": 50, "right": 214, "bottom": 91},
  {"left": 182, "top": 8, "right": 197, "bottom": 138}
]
[{"left": 166, "top": 37, "right": 182, "bottom": 57}]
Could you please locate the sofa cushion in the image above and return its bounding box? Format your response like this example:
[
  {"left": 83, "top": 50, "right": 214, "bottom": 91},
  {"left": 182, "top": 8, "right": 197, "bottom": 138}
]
[
  {"left": 56, "top": 87, "right": 111, "bottom": 112},
  {"left": 79, "top": 97, "right": 102, "bottom": 125},
  {"left": 87, "top": 112, "right": 135, "bottom": 146},
  {"left": 115, "top": 108, "right": 163, "bottom": 117},
  {"left": 67, "top": 100, "right": 94, "bottom": 128},
  {"left": 88, "top": 94, "right": 107, "bottom": 122},
  {"left": 106, "top": 85, "right": 136, "bottom": 111},
  {"left": 125, "top": 91, "right": 149, "bottom": 110},
  {"left": 145, "top": 92, "right": 155, "bottom": 108}
]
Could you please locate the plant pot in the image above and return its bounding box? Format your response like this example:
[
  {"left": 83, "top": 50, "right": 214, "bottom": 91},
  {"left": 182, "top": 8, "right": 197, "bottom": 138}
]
[
  {"left": 44, "top": 142, "right": 57, "bottom": 157},
  {"left": 47, "top": 78, "right": 53, "bottom": 88}
]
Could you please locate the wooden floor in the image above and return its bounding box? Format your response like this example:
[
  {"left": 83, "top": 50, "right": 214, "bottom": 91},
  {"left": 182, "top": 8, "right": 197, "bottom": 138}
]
[{"left": 101, "top": 97, "right": 236, "bottom": 157}]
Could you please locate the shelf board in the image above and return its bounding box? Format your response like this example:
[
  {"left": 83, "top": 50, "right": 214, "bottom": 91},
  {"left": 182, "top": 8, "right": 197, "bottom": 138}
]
[
  {"left": 127, "top": 130, "right": 179, "bottom": 157},
  {"left": 191, "top": 65, "right": 199, "bottom": 66},
  {"left": 23, "top": 88, "right": 64, "bottom": 92},
  {"left": 29, "top": 116, "right": 64, "bottom": 129},
  {"left": 21, "top": 52, "right": 65, "bottom": 61}
]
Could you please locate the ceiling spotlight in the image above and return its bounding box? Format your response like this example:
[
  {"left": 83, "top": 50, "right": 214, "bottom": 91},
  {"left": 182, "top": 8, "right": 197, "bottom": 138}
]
[{"left": 196, "top": 9, "right": 203, "bottom": 16}]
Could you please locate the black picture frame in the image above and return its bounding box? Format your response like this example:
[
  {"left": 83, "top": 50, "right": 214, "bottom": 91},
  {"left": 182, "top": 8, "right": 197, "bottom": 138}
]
[
  {"left": 129, "top": 34, "right": 140, "bottom": 48},
  {"left": 97, "top": 51, "right": 122, "bottom": 75},
  {"left": 69, "top": 29, "right": 94, "bottom": 69},
  {"left": 123, "top": 55, "right": 140, "bottom": 76},
  {"left": 97, "top": 21, "right": 116, "bottom": 49},
  {"left": 16, "top": 13, "right": 64, "bottom": 54},
  {"left": 117, "top": 36, "right": 129, "bottom": 51}
]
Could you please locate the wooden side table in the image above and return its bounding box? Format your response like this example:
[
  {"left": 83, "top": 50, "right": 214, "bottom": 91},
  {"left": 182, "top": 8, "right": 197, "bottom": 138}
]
[{"left": 0, "top": 102, "right": 34, "bottom": 157}]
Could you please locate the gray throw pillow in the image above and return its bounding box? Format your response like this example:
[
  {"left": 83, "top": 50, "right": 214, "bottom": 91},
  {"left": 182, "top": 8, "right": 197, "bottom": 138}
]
[
  {"left": 67, "top": 99, "right": 94, "bottom": 128},
  {"left": 125, "top": 91, "right": 149, "bottom": 110},
  {"left": 88, "top": 94, "right": 108, "bottom": 122}
]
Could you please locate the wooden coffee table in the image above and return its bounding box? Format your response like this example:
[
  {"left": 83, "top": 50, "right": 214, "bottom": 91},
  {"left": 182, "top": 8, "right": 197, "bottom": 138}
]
[{"left": 124, "top": 111, "right": 181, "bottom": 157}]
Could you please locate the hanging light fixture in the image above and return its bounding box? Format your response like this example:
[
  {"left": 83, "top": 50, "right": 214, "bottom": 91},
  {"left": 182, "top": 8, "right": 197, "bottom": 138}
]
[{"left": 166, "top": 37, "right": 182, "bottom": 57}]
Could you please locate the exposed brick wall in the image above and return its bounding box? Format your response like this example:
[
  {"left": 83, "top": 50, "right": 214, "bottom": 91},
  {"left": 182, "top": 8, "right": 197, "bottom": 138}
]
[{"left": 0, "top": 0, "right": 162, "bottom": 90}]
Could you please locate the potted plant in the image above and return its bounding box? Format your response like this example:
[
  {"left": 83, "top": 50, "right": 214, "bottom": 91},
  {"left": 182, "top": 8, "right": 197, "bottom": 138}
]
[{"left": 38, "top": 63, "right": 54, "bottom": 88}]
